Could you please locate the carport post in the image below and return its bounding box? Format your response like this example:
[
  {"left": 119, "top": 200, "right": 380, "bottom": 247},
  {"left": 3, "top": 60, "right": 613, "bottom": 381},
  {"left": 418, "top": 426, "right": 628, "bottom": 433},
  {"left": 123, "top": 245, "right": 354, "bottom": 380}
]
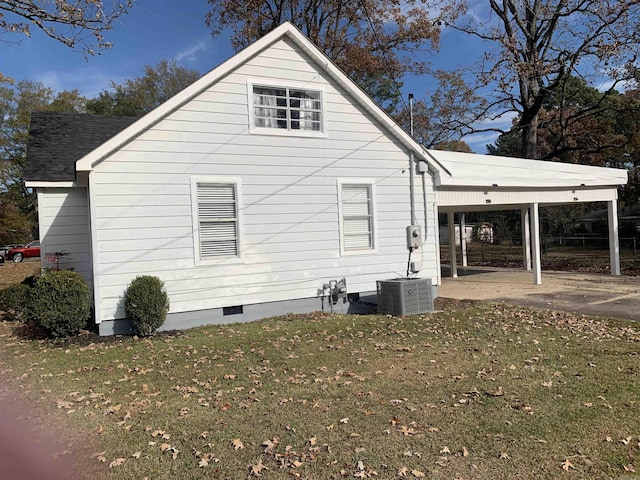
[
  {"left": 460, "top": 213, "right": 468, "bottom": 267},
  {"left": 530, "top": 203, "right": 542, "bottom": 285},
  {"left": 448, "top": 211, "right": 458, "bottom": 278},
  {"left": 521, "top": 208, "right": 532, "bottom": 270},
  {"left": 608, "top": 200, "right": 621, "bottom": 276}
]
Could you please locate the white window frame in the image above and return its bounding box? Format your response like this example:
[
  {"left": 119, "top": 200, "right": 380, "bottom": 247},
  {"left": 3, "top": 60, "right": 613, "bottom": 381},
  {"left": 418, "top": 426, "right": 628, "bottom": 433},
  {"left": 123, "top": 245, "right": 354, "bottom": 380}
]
[
  {"left": 190, "top": 177, "right": 244, "bottom": 266},
  {"left": 247, "top": 79, "right": 328, "bottom": 138},
  {"left": 337, "top": 179, "right": 377, "bottom": 256}
]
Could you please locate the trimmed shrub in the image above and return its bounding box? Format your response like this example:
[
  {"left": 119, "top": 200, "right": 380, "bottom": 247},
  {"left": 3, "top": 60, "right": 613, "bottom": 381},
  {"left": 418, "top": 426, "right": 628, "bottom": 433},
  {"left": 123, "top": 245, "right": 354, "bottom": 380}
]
[
  {"left": 21, "top": 274, "right": 39, "bottom": 288},
  {"left": 124, "top": 276, "right": 170, "bottom": 336},
  {"left": 0, "top": 283, "right": 31, "bottom": 321},
  {"left": 28, "top": 270, "right": 91, "bottom": 338}
]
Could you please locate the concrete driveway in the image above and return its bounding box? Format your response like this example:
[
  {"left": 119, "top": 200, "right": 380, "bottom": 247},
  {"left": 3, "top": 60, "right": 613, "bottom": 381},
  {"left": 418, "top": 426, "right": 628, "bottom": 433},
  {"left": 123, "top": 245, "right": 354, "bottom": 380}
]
[{"left": 438, "top": 267, "right": 640, "bottom": 321}]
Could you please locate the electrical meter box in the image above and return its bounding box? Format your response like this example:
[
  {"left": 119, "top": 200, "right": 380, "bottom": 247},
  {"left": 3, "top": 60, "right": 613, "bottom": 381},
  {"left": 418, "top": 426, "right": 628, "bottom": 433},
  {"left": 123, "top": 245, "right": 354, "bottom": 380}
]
[{"left": 406, "top": 225, "right": 422, "bottom": 249}]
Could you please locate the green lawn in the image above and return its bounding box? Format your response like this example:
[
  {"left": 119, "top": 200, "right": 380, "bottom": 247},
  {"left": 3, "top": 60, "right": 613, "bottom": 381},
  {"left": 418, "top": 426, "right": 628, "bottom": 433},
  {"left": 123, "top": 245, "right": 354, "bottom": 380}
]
[{"left": 1, "top": 301, "right": 640, "bottom": 479}]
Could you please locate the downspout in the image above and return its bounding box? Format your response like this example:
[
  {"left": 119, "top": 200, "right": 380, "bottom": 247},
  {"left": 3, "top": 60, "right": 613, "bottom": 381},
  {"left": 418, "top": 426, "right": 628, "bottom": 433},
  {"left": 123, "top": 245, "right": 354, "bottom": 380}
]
[{"left": 408, "top": 93, "right": 417, "bottom": 226}]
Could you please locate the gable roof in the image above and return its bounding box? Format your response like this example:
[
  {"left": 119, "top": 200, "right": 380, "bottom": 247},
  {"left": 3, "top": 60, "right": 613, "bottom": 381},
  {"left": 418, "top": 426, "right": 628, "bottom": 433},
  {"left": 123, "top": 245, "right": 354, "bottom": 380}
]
[
  {"left": 25, "top": 112, "right": 138, "bottom": 183},
  {"left": 427, "top": 149, "right": 628, "bottom": 188},
  {"left": 73, "top": 21, "right": 447, "bottom": 178}
]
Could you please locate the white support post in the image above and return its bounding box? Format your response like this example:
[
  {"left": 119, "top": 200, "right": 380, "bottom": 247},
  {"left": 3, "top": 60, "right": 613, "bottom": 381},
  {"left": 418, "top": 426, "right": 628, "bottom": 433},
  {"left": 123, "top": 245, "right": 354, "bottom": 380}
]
[
  {"left": 521, "top": 208, "right": 532, "bottom": 270},
  {"left": 448, "top": 211, "right": 458, "bottom": 278},
  {"left": 608, "top": 200, "right": 621, "bottom": 276},
  {"left": 530, "top": 203, "right": 542, "bottom": 285},
  {"left": 434, "top": 203, "right": 442, "bottom": 286},
  {"left": 460, "top": 213, "right": 468, "bottom": 267}
]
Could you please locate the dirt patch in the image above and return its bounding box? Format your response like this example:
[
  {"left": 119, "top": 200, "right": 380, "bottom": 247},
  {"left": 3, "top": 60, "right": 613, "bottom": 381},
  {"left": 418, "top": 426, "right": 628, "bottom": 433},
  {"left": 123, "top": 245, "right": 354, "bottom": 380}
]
[{"left": 0, "top": 261, "right": 40, "bottom": 290}]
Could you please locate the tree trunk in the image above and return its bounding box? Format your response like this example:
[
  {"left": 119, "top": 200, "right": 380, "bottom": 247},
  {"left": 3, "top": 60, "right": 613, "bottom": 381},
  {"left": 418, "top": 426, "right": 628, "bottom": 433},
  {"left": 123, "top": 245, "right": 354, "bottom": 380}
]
[{"left": 521, "top": 113, "right": 538, "bottom": 159}]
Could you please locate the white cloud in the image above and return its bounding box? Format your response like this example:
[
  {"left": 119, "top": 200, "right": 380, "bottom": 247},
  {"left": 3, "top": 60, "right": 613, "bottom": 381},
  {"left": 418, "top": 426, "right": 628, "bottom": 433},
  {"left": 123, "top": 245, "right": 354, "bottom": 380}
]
[{"left": 174, "top": 40, "right": 207, "bottom": 63}]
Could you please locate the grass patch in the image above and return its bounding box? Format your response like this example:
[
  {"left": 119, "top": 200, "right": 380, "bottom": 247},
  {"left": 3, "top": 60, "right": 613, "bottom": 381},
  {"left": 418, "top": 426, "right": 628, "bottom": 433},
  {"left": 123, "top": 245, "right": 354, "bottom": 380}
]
[{"left": 1, "top": 302, "right": 640, "bottom": 479}]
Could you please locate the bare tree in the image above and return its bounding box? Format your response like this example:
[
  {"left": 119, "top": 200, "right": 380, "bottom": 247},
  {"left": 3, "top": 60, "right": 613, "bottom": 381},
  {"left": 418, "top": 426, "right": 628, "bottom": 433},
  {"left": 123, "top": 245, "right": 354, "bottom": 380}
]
[
  {"left": 453, "top": 0, "right": 640, "bottom": 159},
  {"left": 394, "top": 70, "right": 486, "bottom": 147},
  {"left": 1, "top": 0, "right": 133, "bottom": 55}
]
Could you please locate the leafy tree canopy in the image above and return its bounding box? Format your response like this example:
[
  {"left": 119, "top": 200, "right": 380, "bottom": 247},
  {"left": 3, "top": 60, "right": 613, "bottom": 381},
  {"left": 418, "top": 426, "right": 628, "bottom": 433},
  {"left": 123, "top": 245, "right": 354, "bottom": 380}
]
[{"left": 86, "top": 60, "right": 201, "bottom": 117}]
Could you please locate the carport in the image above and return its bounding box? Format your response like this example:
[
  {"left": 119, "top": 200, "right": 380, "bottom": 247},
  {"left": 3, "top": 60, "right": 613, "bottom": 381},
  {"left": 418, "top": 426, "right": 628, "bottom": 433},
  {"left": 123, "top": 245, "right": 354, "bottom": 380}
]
[{"left": 425, "top": 150, "right": 629, "bottom": 285}]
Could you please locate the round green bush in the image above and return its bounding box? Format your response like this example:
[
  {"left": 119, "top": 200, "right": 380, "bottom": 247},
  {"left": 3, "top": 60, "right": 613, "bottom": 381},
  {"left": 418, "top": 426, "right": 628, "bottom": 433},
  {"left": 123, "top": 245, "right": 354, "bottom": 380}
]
[
  {"left": 0, "top": 283, "right": 31, "bottom": 322},
  {"left": 124, "top": 275, "right": 170, "bottom": 336},
  {"left": 28, "top": 270, "right": 90, "bottom": 338}
]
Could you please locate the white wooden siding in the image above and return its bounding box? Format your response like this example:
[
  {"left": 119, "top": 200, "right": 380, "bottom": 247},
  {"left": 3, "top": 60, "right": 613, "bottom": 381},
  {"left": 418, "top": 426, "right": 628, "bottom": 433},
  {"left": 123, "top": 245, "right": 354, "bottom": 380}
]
[
  {"left": 91, "top": 37, "right": 438, "bottom": 322},
  {"left": 37, "top": 187, "right": 92, "bottom": 285}
]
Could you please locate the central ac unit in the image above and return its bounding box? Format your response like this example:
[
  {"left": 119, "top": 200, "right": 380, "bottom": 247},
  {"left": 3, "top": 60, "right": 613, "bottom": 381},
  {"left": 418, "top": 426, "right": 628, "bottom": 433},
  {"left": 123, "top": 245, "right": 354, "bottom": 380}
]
[{"left": 376, "top": 278, "right": 434, "bottom": 316}]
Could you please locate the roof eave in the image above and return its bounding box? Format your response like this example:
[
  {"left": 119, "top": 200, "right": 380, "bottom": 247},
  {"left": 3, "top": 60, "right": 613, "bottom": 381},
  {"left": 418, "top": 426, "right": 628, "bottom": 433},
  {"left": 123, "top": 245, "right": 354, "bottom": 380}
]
[{"left": 26, "top": 180, "right": 78, "bottom": 188}]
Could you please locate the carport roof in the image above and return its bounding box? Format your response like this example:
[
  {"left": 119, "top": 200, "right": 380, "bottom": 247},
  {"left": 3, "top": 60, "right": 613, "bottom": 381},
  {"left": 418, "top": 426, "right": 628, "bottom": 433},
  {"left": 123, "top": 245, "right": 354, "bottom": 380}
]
[{"left": 426, "top": 149, "right": 628, "bottom": 188}]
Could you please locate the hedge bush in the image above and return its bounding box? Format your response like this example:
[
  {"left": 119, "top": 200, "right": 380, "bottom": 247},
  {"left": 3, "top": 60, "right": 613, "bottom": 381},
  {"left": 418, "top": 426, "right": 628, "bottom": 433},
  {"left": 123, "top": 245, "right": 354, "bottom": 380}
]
[
  {"left": 124, "top": 275, "right": 170, "bottom": 336},
  {"left": 0, "top": 283, "right": 31, "bottom": 322},
  {"left": 29, "top": 270, "right": 91, "bottom": 338}
]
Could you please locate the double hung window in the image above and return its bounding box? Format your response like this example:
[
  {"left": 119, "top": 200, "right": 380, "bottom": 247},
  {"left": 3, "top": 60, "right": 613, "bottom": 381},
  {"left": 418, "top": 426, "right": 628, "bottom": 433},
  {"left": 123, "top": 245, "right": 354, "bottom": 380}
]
[{"left": 339, "top": 182, "right": 376, "bottom": 253}]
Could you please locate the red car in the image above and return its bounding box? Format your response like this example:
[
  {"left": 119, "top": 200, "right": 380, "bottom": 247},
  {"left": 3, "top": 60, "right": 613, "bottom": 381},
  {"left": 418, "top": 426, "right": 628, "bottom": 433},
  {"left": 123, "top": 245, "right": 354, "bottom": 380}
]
[{"left": 7, "top": 241, "right": 40, "bottom": 262}]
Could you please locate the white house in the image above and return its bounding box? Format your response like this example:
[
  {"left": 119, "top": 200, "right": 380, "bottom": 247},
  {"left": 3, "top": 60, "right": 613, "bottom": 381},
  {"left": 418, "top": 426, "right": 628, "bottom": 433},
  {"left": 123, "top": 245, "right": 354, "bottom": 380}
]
[{"left": 24, "top": 22, "right": 627, "bottom": 334}]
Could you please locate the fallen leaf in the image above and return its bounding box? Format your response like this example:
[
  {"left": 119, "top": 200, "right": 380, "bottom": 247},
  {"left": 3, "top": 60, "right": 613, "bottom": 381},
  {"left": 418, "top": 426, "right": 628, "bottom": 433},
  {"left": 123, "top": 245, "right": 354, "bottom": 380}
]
[
  {"left": 262, "top": 437, "right": 279, "bottom": 454},
  {"left": 340, "top": 417, "right": 349, "bottom": 424},
  {"left": 250, "top": 458, "right": 268, "bottom": 476},
  {"left": 231, "top": 438, "right": 244, "bottom": 451},
  {"left": 401, "top": 425, "right": 417, "bottom": 436},
  {"left": 109, "top": 458, "right": 126, "bottom": 468},
  {"left": 488, "top": 387, "right": 504, "bottom": 397},
  {"left": 561, "top": 459, "right": 575, "bottom": 471},
  {"left": 398, "top": 466, "right": 409, "bottom": 477},
  {"left": 131, "top": 451, "right": 141, "bottom": 459},
  {"left": 440, "top": 446, "right": 451, "bottom": 454},
  {"left": 411, "top": 469, "right": 425, "bottom": 478}
]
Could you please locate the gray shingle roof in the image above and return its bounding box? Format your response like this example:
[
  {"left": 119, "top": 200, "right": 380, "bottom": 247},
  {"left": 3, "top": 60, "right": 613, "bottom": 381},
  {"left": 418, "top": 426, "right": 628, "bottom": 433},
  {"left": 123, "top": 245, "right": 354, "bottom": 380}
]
[{"left": 24, "top": 112, "right": 139, "bottom": 182}]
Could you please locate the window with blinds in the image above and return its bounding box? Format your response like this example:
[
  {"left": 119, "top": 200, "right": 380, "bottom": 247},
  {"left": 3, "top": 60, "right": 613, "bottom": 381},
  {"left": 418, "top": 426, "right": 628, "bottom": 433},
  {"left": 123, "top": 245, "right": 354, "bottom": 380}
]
[
  {"left": 341, "top": 184, "right": 374, "bottom": 251},
  {"left": 196, "top": 182, "right": 239, "bottom": 259}
]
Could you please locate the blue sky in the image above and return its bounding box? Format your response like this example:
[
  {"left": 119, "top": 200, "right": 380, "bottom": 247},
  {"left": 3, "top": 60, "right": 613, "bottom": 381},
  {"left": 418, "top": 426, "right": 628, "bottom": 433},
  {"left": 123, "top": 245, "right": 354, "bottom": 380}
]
[{"left": 1, "top": 0, "right": 506, "bottom": 152}]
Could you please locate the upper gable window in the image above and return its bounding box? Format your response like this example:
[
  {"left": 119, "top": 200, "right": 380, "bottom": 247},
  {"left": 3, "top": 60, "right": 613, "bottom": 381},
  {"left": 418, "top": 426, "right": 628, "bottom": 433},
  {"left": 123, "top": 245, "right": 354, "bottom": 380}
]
[{"left": 250, "top": 83, "right": 325, "bottom": 135}]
